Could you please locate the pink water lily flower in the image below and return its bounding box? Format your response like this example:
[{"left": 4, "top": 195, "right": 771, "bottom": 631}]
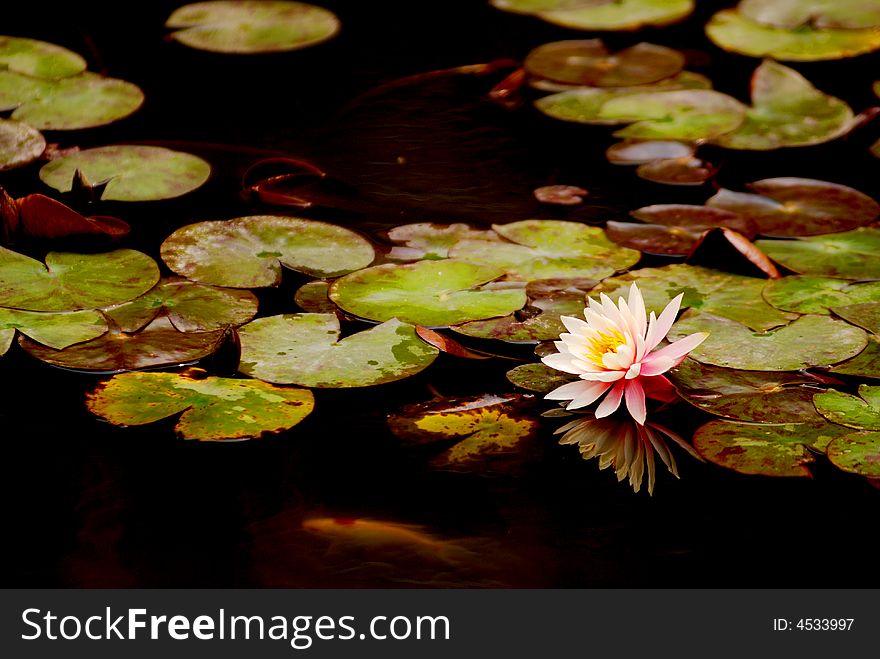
[{"left": 542, "top": 283, "right": 707, "bottom": 425}]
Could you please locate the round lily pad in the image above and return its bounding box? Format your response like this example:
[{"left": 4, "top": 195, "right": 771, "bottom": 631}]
[
  {"left": 693, "top": 418, "right": 851, "bottom": 477},
  {"left": 506, "top": 362, "right": 576, "bottom": 394},
  {"left": 826, "top": 431, "right": 880, "bottom": 477},
  {"left": 739, "top": 0, "right": 880, "bottom": 30},
  {"left": 756, "top": 228, "right": 880, "bottom": 279},
  {"left": 166, "top": 1, "right": 340, "bottom": 54},
  {"left": 606, "top": 221, "right": 704, "bottom": 255},
  {"left": 238, "top": 313, "right": 437, "bottom": 388},
  {"left": 814, "top": 385, "right": 880, "bottom": 431},
  {"left": 0, "top": 307, "right": 107, "bottom": 351},
  {"left": 763, "top": 276, "right": 880, "bottom": 315},
  {"left": 705, "top": 9, "right": 880, "bottom": 61},
  {"left": 0, "top": 247, "right": 159, "bottom": 312},
  {"left": 0, "top": 36, "right": 86, "bottom": 79},
  {"left": 329, "top": 260, "right": 527, "bottom": 327},
  {"left": 385, "top": 222, "right": 500, "bottom": 261},
  {"left": 104, "top": 277, "right": 259, "bottom": 333},
  {"left": 0, "top": 118, "right": 44, "bottom": 171},
  {"left": 606, "top": 139, "right": 694, "bottom": 164},
  {"left": 707, "top": 178, "right": 879, "bottom": 237},
  {"left": 591, "top": 264, "right": 795, "bottom": 332},
  {"left": 162, "top": 215, "right": 375, "bottom": 288},
  {"left": 0, "top": 71, "right": 144, "bottom": 131},
  {"left": 533, "top": 185, "right": 588, "bottom": 206},
  {"left": 21, "top": 317, "right": 224, "bottom": 373},
  {"left": 636, "top": 156, "right": 715, "bottom": 186},
  {"left": 493, "top": 0, "right": 695, "bottom": 31},
  {"left": 86, "top": 370, "right": 314, "bottom": 441},
  {"left": 525, "top": 40, "right": 684, "bottom": 87},
  {"left": 668, "top": 311, "right": 867, "bottom": 371},
  {"left": 293, "top": 280, "right": 336, "bottom": 313},
  {"left": 449, "top": 220, "right": 640, "bottom": 283},
  {"left": 40, "top": 145, "right": 211, "bottom": 202},
  {"left": 633, "top": 204, "right": 754, "bottom": 234},
  {"left": 713, "top": 61, "right": 853, "bottom": 150}
]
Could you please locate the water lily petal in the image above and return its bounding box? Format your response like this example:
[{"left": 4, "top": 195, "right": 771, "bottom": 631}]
[
  {"left": 560, "top": 315, "right": 590, "bottom": 335},
  {"left": 647, "top": 331, "right": 708, "bottom": 364},
  {"left": 545, "top": 379, "right": 597, "bottom": 401},
  {"left": 581, "top": 369, "right": 626, "bottom": 382},
  {"left": 639, "top": 354, "right": 676, "bottom": 376},
  {"left": 646, "top": 293, "right": 684, "bottom": 352},
  {"left": 542, "top": 352, "right": 583, "bottom": 374},
  {"left": 628, "top": 282, "right": 648, "bottom": 342},
  {"left": 568, "top": 381, "right": 613, "bottom": 409},
  {"left": 626, "top": 362, "right": 642, "bottom": 379},
  {"left": 595, "top": 380, "right": 626, "bottom": 418},
  {"left": 625, "top": 378, "right": 647, "bottom": 425},
  {"left": 641, "top": 374, "right": 678, "bottom": 403}
]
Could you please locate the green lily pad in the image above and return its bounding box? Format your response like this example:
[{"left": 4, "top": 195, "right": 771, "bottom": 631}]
[
  {"left": 39, "top": 145, "right": 211, "bottom": 202},
  {"left": 707, "top": 178, "right": 879, "bottom": 237},
  {"left": 385, "top": 222, "right": 500, "bottom": 261},
  {"left": 739, "top": 0, "right": 880, "bottom": 30},
  {"left": 20, "top": 316, "right": 224, "bottom": 373},
  {"left": 449, "top": 220, "right": 640, "bottom": 283},
  {"left": 525, "top": 40, "right": 684, "bottom": 87},
  {"left": 706, "top": 9, "right": 880, "bottom": 61},
  {"left": 86, "top": 370, "right": 314, "bottom": 441},
  {"left": 0, "top": 247, "right": 159, "bottom": 312},
  {"left": 0, "top": 118, "right": 44, "bottom": 171},
  {"left": 712, "top": 61, "right": 853, "bottom": 150},
  {"left": 830, "top": 334, "right": 880, "bottom": 378},
  {"left": 763, "top": 276, "right": 880, "bottom": 315},
  {"left": 756, "top": 228, "right": 880, "bottom": 279},
  {"left": 591, "top": 264, "right": 795, "bottom": 332},
  {"left": 668, "top": 311, "right": 867, "bottom": 371},
  {"left": 693, "top": 418, "right": 851, "bottom": 477},
  {"left": 0, "top": 307, "right": 107, "bottom": 351},
  {"left": 0, "top": 36, "right": 86, "bottom": 79},
  {"left": 104, "top": 277, "right": 259, "bottom": 333},
  {"left": 506, "top": 362, "right": 577, "bottom": 394},
  {"left": 329, "top": 260, "right": 527, "bottom": 327},
  {"left": 166, "top": 0, "right": 340, "bottom": 54},
  {"left": 832, "top": 303, "right": 880, "bottom": 335},
  {"left": 814, "top": 385, "right": 880, "bottom": 430},
  {"left": 668, "top": 358, "right": 826, "bottom": 423},
  {"left": 493, "top": 0, "right": 695, "bottom": 31},
  {"left": 0, "top": 71, "right": 144, "bottom": 131},
  {"left": 826, "top": 431, "right": 880, "bottom": 477},
  {"left": 238, "top": 313, "right": 437, "bottom": 387},
  {"left": 293, "top": 280, "right": 337, "bottom": 314},
  {"left": 453, "top": 288, "right": 585, "bottom": 342},
  {"left": 388, "top": 393, "right": 538, "bottom": 467},
  {"left": 606, "top": 139, "right": 694, "bottom": 164},
  {"left": 161, "top": 215, "right": 375, "bottom": 288}
]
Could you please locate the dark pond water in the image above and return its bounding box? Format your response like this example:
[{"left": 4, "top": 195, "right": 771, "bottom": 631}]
[{"left": 3, "top": 0, "right": 879, "bottom": 587}]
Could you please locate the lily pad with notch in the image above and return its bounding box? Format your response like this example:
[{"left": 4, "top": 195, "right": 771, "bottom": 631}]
[
  {"left": 830, "top": 335, "right": 880, "bottom": 379},
  {"left": 385, "top": 222, "right": 501, "bottom": 261},
  {"left": 0, "top": 307, "right": 107, "bottom": 354},
  {"left": 763, "top": 276, "right": 880, "bottom": 315},
  {"left": 814, "top": 385, "right": 880, "bottom": 431},
  {"left": 756, "top": 228, "right": 880, "bottom": 279}
]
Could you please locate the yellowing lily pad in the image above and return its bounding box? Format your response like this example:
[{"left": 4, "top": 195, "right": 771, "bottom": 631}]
[
  {"left": 693, "top": 418, "right": 851, "bottom": 477},
  {"left": 668, "top": 311, "right": 867, "bottom": 371},
  {"left": 104, "top": 277, "right": 259, "bottom": 333},
  {"left": 450, "top": 220, "right": 640, "bottom": 283},
  {"left": 0, "top": 71, "right": 144, "bottom": 131},
  {"left": 166, "top": 0, "right": 340, "bottom": 54},
  {"left": 385, "top": 222, "right": 500, "bottom": 261},
  {"left": 763, "top": 276, "right": 880, "bottom": 315},
  {"left": 0, "top": 118, "right": 45, "bottom": 171},
  {"left": 237, "top": 313, "right": 438, "bottom": 388},
  {"left": 739, "top": 0, "right": 880, "bottom": 30},
  {"left": 713, "top": 61, "right": 853, "bottom": 150},
  {"left": 826, "top": 431, "right": 880, "bottom": 477},
  {"left": 707, "top": 178, "right": 880, "bottom": 237},
  {"left": 814, "top": 385, "right": 880, "bottom": 430},
  {"left": 0, "top": 247, "right": 159, "bottom": 312},
  {"left": 0, "top": 36, "right": 86, "bottom": 79},
  {"left": 705, "top": 9, "right": 880, "bottom": 61},
  {"left": 387, "top": 393, "right": 538, "bottom": 467},
  {"left": 493, "top": 0, "right": 695, "bottom": 31},
  {"left": 329, "top": 260, "right": 527, "bottom": 327},
  {"left": 591, "top": 264, "right": 794, "bottom": 332},
  {"left": 0, "top": 307, "right": 107, "bottom": 352},
  {"left": 756, "top": 228, "right": 880, "bottom": 279},
  {"left": 161, "top": 215, "right": 375, "bottom": 288},
  {"left": 40, "top": 145, "right": 211, "bottom": 202},
  {"left": 86, "top": 370, "right": 314, "bottom": 441}
]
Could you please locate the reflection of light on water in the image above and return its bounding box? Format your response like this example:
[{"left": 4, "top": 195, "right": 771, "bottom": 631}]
[{"left": 554, "top": 413, "right": 702, "bottom": 495}]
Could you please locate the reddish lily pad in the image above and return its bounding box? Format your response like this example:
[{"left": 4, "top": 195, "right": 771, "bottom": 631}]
[
  {"left": 16, "top": 194, "right": 129, "bottom": 240},
  {"left": 86, "top": 370, "right": 314, "bottom": 441},
  {"left": 162, "top": 215, "right": 375, "bottom": 288},
  {"left": 763, "top": 276, "right": 880, "bottom": 315},
  {"left": 0, "top": 119, "right": 45, "bottom": 171},
  {"left": 0, "top": 36, "right": 86, "bottom": 79},
  {"left": 756, "top": 228, "right": 880, "bottom": 279},
  {"left": 826, "top": 432, "right": 880, "bottom": 477},
  {"left": 633, "top": 204, "right": 755, "bottom": 234},
  {"left": 605, "top": 221, "right": 704, "bottom": 255},
  {"left": 636, "top": 156, "right": 715, "bottom": 186},
  {"left": 533, "top": 185, "right": 588, "bottom": 206},
  {"left": 606, "top": 140, "right": 694, "bottom": 165}
]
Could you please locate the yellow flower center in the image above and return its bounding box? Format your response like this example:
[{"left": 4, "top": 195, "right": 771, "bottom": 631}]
[{"left": 584, "top": 329, "right": 626, "bottom": 366}]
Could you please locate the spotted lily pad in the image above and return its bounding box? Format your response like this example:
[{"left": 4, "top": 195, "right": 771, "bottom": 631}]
[
  {"left": 0, "top": 71, "right": 144, "bottom": 131},
  {"left": 0, "top": 118, "right": 44, "bottom": 171},
  {"left": 591, "top": 264, "right": 794, "bottom": 332},
  {"left": 707, "top": 178, "right": 879, "bottom": 236},
  {"left": 525, "top": 40, "right": 684, "bottom": 87},
  {"left": 506, "top": 362, "right": 577, "bottom": 394},
  {"left": 712, "top": 61, "right": 853, "bottom": 150},
  {"left": 0, "top": 307, "right": 107, "bottom": 352},
  {"left": 814, "top": 385, "right": 880, "bottom": 430},
  {"left": 450, "top": 220, "right": 640, "bottom": 283},
  {"left": 756, "top": 228, "right": 880, "bottom": 279},
  {"left": 86, "top": 370, "right": 314, "bottom": 441},
  {"left": 39, "top": 145, "right": 211, "bottom": 202},
  {"left": 0, "top": 247, "right": 159, "bottom": 312},
  {"left": 238, "top": 313, "right": 437, "bottom": 387},
  {"left": 693, "top": 418, "right": 851, "bottom": 477},
  {"left": 385, "top": 223, "right": 500, "bottom": 261},
  {"left": 739, "top": 0, "right": 880, "bottom": 30},
  {"left": 20, "top": 316, "right": 224, "bottom": 373},
  {"left": 705, "top": 9, "right": 880, "bottom": 61},
  {"left": 162, "top": 215, "right": 375, "bottom": 288},
  {"left": 493, "top": 0, "right": 695, "bottom": 31},
  {"left": 104, "top": 277, "right": 259, "bottom": 333},
  {"left": 387, "top": 393, "right": 538, "bottom": 467},
  {"left": 0, "top": 36, "right": 86, "bottom": 79},
  {"left": 668, "top": 358, "right": 826, "bottom": 423},
  {"left": 826, "top": 432, "right": 880, "bottom": 477},
  {"left": 763, "top": 276, "right": 880, "bottom": 316},
  {"left": 166, "top": 1, "right": 340, "bottom": 54},
  {"left": 294, "top": 280, "right": 337, "bottom": 313},
  {"left": 329, "top": 260, "right": 527, "bottom": 326},
  {"left": 668, "top": 311, "right": 867, "bottom": 371}
]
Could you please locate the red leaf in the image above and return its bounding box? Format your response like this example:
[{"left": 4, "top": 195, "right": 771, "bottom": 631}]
[{"left": 17, "top": 194, "right": 130, "bottom": 240}]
